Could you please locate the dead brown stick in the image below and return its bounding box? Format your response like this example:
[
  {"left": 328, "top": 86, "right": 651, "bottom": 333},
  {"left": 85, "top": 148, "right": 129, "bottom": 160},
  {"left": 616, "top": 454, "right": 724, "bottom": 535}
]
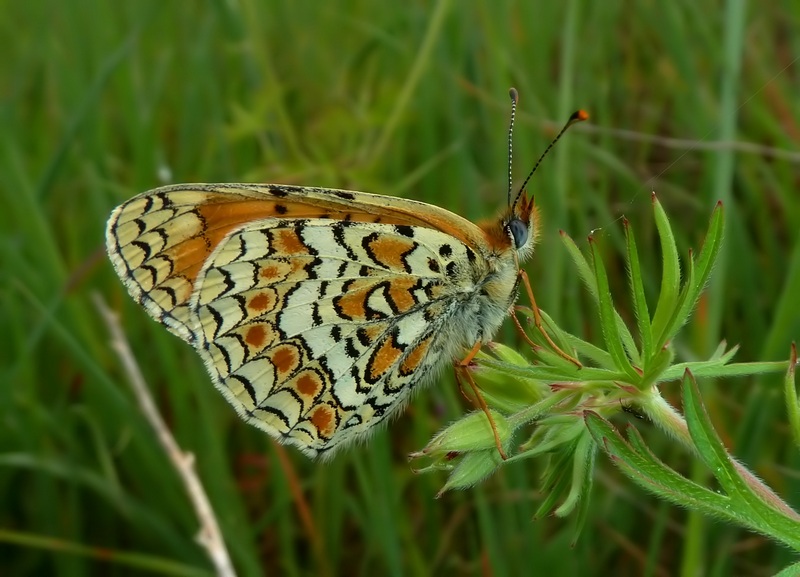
[{"left": 94, "top": 294, "right": 236, "bottom": 577}]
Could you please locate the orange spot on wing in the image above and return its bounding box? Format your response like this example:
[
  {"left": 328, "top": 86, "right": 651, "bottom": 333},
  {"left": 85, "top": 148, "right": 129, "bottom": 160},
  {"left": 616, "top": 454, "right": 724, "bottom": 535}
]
[
  {"left": 363, "top": 324, "right": 384, "bottom": 342},
  {"left": 245, "top": 325, "right": 267, "bottom": 348},
  {"left": 334, "top": 279, "right": 374, "bottom": 320},
  {"left": 260, "top": 263, "right": 282, "bottom": 280},
  {"left": 199, "top": 196, "right": 410, "bottom": 225},
  {"left": 295, "top": 371, "right": 322, "bottom": 398},
  {"left": 368, "top": 334, "right": 404, "bottom": 382},
  {"left": 198, "top": 198, "right": 283, "bottom": 227},
  {"left": 289, "top": 258, "right": 311, "bottom": 277},
  {"left": 258, "top": 258, "right": 309, "bottom": 284},
  {"left": 400, "top": 336, "right": 432, "bottom": 376},
  {"left": 270, "top": 344, "right": 300, "bottom": 376},
  {"left": 387, "top": 278, "right": 418, "bottom": 312},
  {"left": 248, "top": 291, "right": 276, "bottom": 313},
  {"left": 336, "top": 293, "right": 366, "bottom": 319},
  {"left": 271, "top": 228, "right": 307, "bottom": 255},
  {"left": 164, "top": 235, "right": 213, "bottom": 282},
  {"left": 367, "top": 236, "right": 415, "bottom": 271},
  {"left": 310, "top": 405, "right": 335, "bottom": 437},
  {"left": 241, "top": 322, "right": 277, "bottom": 352}
]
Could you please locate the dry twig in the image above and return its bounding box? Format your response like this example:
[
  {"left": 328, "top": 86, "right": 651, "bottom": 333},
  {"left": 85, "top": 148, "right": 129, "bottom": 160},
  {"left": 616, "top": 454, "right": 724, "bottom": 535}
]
[{"left": 95, "top": 294, "right": 236, "bottom": 577}]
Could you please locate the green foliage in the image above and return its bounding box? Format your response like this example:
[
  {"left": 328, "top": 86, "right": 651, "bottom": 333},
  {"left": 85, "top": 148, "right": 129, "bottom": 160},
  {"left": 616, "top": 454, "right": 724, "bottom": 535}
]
[{"left": 416, "top": 197, "right": 800, "bottom": 574}]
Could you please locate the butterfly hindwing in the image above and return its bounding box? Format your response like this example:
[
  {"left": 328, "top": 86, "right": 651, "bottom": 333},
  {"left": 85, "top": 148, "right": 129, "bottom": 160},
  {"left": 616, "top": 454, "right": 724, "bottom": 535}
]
[{"left": 191, "top": 217, "right": 486, "bottom": 456}]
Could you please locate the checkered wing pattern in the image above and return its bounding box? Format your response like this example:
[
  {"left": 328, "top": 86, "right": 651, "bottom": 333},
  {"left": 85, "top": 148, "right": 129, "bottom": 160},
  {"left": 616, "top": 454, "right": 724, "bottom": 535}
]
[{"left": 106, "top": 183, "right": 529, "bottom": 457}]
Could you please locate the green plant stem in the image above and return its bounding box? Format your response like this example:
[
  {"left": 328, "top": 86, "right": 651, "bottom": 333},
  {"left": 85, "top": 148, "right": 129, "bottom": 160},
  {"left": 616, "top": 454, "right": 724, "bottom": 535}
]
[
  {"left": 639, "top": 390, "right": 693, "bottom": 448},
  {"left": 640, "top": 389, "right": 800, "bottom": 523}
]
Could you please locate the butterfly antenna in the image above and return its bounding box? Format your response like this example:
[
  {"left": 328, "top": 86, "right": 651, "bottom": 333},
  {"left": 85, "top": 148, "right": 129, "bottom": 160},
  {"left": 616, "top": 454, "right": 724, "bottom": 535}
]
[
  {"left": 507, "top": 87, "right": 519, "bottom": 207},
  {"left": 512, "top": 108, "right": 589, "bottom": 210}
]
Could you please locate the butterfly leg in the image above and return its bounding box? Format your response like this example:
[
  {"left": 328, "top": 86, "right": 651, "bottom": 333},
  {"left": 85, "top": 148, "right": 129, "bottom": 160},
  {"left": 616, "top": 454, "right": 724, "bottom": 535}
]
[
  {"left": 518, "top": 270, "right": 582, "bottom": 368},
  {"left": 455, "top": 342, "right": 509, "bottom": 460},
  {"left": 510, "top": 309, "right": 540, "bottom": 351}
]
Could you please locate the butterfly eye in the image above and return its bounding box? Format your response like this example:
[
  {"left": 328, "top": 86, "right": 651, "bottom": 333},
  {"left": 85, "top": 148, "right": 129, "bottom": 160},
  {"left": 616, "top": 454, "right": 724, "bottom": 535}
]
[{"left": 508, "top": 218, "right": 529, "bottom": 249}]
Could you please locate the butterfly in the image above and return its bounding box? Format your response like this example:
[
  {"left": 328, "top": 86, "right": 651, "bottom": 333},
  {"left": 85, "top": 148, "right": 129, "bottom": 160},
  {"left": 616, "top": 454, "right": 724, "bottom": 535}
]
[{"left": 105, "top": 89, "right": 587, "bottom": 459}]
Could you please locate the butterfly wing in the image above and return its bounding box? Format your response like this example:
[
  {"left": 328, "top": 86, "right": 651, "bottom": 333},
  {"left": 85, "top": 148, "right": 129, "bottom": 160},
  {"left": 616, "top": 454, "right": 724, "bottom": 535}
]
[
  {"left": 106, "top": 184, "right": 511, "bottom": 457},
  {"left": 106, "top": 183, "right": 487, "bottom": 345},
  {"left": 194, "top": 217, "right": 497, "bottom": 457}
]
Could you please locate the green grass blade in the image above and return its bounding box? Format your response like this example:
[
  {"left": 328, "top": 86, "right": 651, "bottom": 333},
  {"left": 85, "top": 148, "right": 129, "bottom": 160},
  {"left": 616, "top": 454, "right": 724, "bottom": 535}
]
[{"left": 783, "top": 344, "right": 800, "bottom": 451}]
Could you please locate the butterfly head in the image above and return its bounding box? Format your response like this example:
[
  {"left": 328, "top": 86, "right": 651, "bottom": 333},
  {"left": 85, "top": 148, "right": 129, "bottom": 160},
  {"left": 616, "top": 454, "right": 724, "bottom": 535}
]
[
  {"left": 494, "top": 88, "right": 587, "bottom": 263},
  {"left": 500, "top": 191, "right": 541, "bottom": 263},
  {"left": 473, "top": 190, "right": 539, "bottom": 270}
]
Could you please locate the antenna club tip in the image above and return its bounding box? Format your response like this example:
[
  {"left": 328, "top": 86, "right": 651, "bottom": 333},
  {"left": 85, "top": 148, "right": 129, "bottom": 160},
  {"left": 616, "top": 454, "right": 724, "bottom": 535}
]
[
  {"left": 571, "top": 109, "right": 590, "bottom": 122},
  {"left": 509, "top": 87, "right": 519, "bottom": 104}
]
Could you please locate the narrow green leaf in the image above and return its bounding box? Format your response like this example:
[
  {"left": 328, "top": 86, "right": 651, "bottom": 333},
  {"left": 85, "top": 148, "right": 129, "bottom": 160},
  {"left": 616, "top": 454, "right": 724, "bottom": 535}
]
[
  {"left": 590, "top": 238, "right": 640, "bottom": 381},
  {"left": 617, "top": 314, "right": 643, "bottom": 370},
  {"left": 512, "top": 307, "right": 581, "bottom": 370},
  {"left": 624, "top": 425, "right": 748, "bottom": 520},
  {"left": 554, "top": 434, "right": 588, "bottom": 517},
  {"left": 690, "top": 201, "right": 725, "bottom": 298},
  {"left": 561, "top": 232, "right": 641, "bottom": 367},
  {"left": 534, "top": 465, "right": 573, "bottom": 520},
  {"left": 784, "top": 344, "right": 800, "bottom": 451},
  {"left": 681, "top": 370, "right": 750, "bottom": 496},
  {"left": 709, "top": 340, "right": 730, "bottom": 361},
  {"left": 535, "top": 437, "right": 578, "bottom": 519},
  {"left": 774, "top": 561, "right": 800, "bottom": 577},
  {"left": 682, "top": 370, "right": 800, "bottom": 549},
  {"left": 511, "top": 430, "right": 579, "bottom": 463},
  {"left": 640, "top": 346, "right": 675, "bottom": 389},
  {"left": 717, "top": 343, "right": 740, "bottom": 364},
  {"left": 584, "top": 413, "right": 740, "bottom": 518},
  {"left": 706, "top": 340, "right": 739, "bottom": 363},
  {"left": 624, "top": 217, "right": 653, "bottom": 359},
  {"left": 650, "top": 194, "right": 682, "bottom": 350},
  {"left": 586, "top": 411, "right": 800, "bottom": 545},
  {"left": 660, "top": 360, "right": 787, "bottom": 381},
  {"left": 656, "top": 246, "right": 695, "bottom": 347},
  {"left": 478, "top": 358, "right": 624, "bottom": 384},
  {"left": 506, "top": 390, "right": 575, "bottom": 432},
  {"left": 660, "top": 201, "right": 725, "bottom": 347},
  {"left": 537, "top": 306, "right": 623, "bottom": 371},
  {"left": 561, "top": 332, "right": 617, "bottom": 370},
  {"left": 570, "top": 436, "right": 597, "bottom": 546},
  {"left": 555, "top": 432, "right": 595, "bottom": 518},
  {"left": 560, "top": 231, "right": 597, "bottom": 299}
]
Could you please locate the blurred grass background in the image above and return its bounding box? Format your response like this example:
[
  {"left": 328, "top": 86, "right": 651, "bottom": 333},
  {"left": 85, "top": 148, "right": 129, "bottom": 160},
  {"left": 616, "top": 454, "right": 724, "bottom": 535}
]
[{"left": 2, "top": 0, "right": 800, "bottom": 575}]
